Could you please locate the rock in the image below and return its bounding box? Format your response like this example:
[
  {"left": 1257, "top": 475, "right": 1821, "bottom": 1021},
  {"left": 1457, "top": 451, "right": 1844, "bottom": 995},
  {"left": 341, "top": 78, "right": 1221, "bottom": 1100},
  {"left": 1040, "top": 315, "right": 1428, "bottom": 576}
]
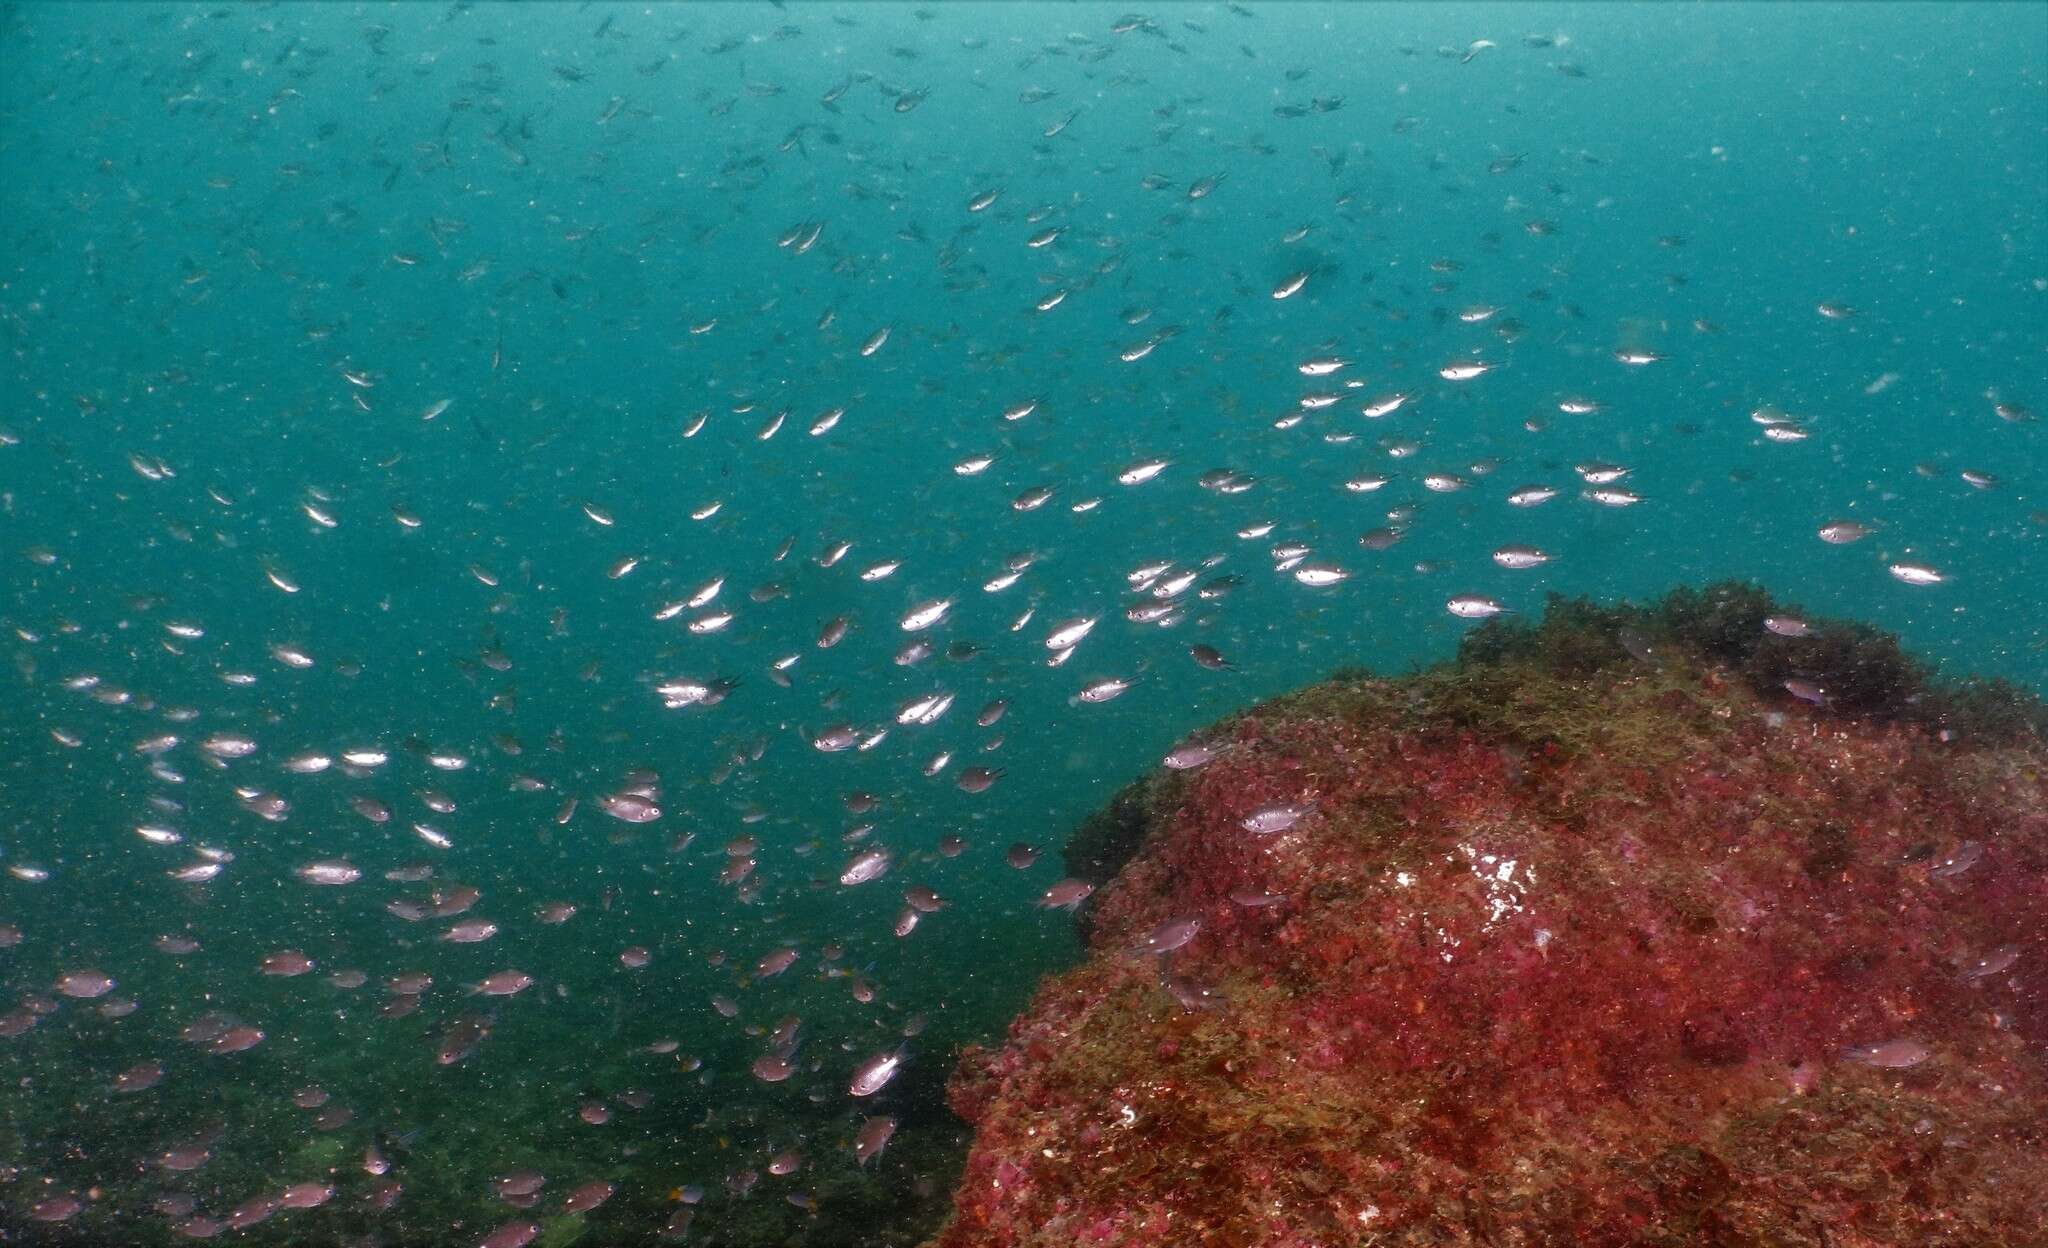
[{"left": 928, "top": 585, "right": 2048, "bottom": 1247}]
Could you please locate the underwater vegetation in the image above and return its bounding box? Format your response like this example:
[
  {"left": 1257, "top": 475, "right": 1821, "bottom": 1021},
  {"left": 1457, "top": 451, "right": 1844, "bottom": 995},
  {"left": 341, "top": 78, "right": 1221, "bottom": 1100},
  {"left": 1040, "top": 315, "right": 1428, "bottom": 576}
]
[{"left": 935, "top": 585, "right": 2047, "bottom": 1247}]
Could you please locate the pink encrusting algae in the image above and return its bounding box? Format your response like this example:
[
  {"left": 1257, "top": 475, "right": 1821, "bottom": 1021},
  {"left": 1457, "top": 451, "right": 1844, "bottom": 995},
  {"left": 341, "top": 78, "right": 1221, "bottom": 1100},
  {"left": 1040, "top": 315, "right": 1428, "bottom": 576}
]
[{"left": 929, "top": 586, "right": 2048, "bottom": 1248}]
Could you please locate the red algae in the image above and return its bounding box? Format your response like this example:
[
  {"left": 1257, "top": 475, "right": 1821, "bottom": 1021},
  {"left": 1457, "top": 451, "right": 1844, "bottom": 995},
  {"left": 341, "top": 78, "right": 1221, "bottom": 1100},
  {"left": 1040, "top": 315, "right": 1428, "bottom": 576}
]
[{"left": 930, "top": 587, "right": 2048, "bottom": 1248}]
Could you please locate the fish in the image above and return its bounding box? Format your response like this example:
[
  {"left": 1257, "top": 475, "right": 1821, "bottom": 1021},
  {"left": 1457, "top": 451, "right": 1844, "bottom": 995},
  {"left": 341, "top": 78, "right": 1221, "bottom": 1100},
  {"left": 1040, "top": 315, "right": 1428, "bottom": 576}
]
[
  {"left": 1045, "top": 616, "right": 1099, "bottom": 651},
  {"left": 1118, "top": 458, "right": 1171, "bottom": 486},
  {"left": 839, "top": 848, "right": 892, "bottom": 886},
  {"left": 1840, "top": 1039, "right": 1931, "bottom": 1069},
  {"left": 296, "top": 859, "right": 361, "bottom": 886},
  {"left": 1241, "top": 801, "right": 1315, "bottom": 835},
  {"left": 1961, "top": 945, "right": 2020, "bottom": 980},
  {"left": 1138, "top": 917, "right": 1201, "bottom": 955},
  {"left": 1447, "top": 596, "right": 1509, "bottom": 619},
  {"left": 1164, "top": 741, "right": 1221, "bottom": 769},
  {"left": 468, "top": 970, "right": 534, "bottom": 997},
  {"left": 56, "top": 970, "right": 115, "bottom": 998},
  {"left": 562, "top": 1181, "right": 615, "bottom": 1214},
  {"left": 849, "top": 1045, "right": 907, "bottom": 1096},
  {"left": 900, "top": 598, "right": 953, "bottom": 631},
  {"left": 755, "top": 947, "right": 799, "bottom": 978},
  {"left": 956, "top": 766, "right": 1003, "bottom": 794},
  {"left": 1073, "top": 675, "right": 1135, "bottom": 703},
  {"left": 853, "top": 1115, "right": 897, "bottom": 1165},
  {"left": 436, "top": 1015, "right": 491, "bottom": 1066},
  {"left": 1037, "top": 879, "right": 1096, "bottom": 910},
  {"left": 1784, "top": 678, "right": 1829, "bottom": 706},
  {"left": 599, "top": 793, "right": 660, "bottom": 823}
]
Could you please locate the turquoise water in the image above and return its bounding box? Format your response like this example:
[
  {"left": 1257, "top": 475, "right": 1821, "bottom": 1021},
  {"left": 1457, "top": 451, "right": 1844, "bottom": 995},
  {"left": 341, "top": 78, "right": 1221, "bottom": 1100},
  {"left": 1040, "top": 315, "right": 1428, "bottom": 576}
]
[{"left": 0, "top": 2, "right": 2040, "bottom": 1244}]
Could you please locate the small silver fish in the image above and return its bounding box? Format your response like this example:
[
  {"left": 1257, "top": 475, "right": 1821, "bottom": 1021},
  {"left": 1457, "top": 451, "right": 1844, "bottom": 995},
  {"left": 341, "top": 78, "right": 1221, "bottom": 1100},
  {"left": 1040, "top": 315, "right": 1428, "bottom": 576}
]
[
  {"left": 1241, "top": 801, "right": 1314, "bottom": 835},
  {"left": 1045, "top": 616, "right": 1098, "bottom": 651},
  {"left": 1491, "top": 545, "right": 1549, "bottom": 570},
  {"left": 839, "top": 847, "right": 891, "bottom": 886},
  {"left": 1118, "top": 458, "right": 1170, "bottom": 486},
  {"left": 1840, "top": 1038, "right": 1930, "bottom": 1069},
  {"left": 853, "top": 1115, "right": 897, "bottom": 1165},
  {"left": 1888, "top": 561, "right": 1945, "bottom": 586},
  {"left": 1073, "top": 676, "right": 1133, "bottom": 704},
  {"left": 1446, "top": 595, "right": 1508, "bottom": 619},
  {"left": 1036, "top": 879, "right": 1095, "bottom": 910},
  {"left": 1507, "top": 484, "right": 1560, "bottom": 507},
  {"left": 1138, "top": 917, "right": 1201, "bottom": 955},
  {"left": 900, "top": 598, "right": 952, "bottom": 631},
  {"left": 849, "top": 1046, "right": 905, "bottom": 1097}
]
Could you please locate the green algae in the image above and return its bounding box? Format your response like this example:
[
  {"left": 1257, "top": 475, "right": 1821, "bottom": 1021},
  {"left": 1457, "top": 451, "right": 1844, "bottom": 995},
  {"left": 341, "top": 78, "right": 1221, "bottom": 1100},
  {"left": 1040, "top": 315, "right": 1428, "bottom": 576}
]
[
  {"left": 535, "top": 1212, "right": 586, "bottom": 1248},
  {"left": 1405, "top": 651, "right": 1732, "bottom": 771},
  {"left": 289, "top": 1133, "right": 348, "bottom": 1175},
  {"left": 1460, "top": 582, "right": 2046, "bottom": 744}
]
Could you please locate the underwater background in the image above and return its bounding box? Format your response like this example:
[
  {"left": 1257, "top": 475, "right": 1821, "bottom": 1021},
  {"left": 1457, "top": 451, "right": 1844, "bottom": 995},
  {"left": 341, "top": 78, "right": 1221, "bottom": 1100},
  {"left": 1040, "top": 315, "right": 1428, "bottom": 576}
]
[{"left": 0, "top": 2, "right": 2041, "bottom": 1244}]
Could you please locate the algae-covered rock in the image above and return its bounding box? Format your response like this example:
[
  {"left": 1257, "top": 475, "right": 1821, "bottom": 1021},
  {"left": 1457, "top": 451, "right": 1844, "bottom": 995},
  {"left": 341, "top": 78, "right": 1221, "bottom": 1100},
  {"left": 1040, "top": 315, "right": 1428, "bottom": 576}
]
[
  {"left": 289, "top": 1133, "right": 347, "bottom": 1175},
  {"left": 1063, "top": 778, "right": 1156, "bottom": 888},
  {"left": 930, "top": 586, "right": 2048, "bottom": 1248},
  {"left": 535, "top": 1212, "right": 586, "bottom": 1248}
]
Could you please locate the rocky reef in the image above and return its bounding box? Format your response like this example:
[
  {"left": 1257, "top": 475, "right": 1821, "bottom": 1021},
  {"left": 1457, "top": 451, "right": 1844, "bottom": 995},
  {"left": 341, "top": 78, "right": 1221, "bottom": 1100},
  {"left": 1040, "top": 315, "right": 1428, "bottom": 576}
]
[{"left": 930, "top": 584, "right": 2047, "bottom": 1248}]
